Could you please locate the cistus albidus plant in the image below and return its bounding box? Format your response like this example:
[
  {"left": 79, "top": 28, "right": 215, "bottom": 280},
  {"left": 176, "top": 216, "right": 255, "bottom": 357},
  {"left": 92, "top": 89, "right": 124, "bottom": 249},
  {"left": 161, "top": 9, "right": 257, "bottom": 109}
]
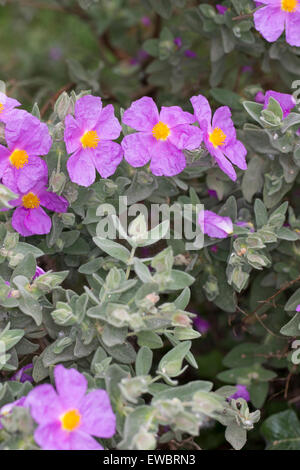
[{"left": 0, "top": 0, "right": 299, "bottom": 451}]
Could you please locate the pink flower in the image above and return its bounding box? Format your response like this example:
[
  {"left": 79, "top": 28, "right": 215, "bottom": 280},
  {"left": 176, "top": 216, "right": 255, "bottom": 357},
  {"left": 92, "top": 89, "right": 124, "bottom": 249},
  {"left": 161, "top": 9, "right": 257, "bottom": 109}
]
[
  {"left": 254, "top": 0, "right": 300, "bottom": 47},
  {"left": 0, "top": 92, "right": 21, "bottom": 124},
  {"left": 122, "top": 97, "right": 203, "bottom": 176},
  {"left": 174, "top": 37, "right": 183, "bottom": 48},
  {"left": 229, "top": 385, "right": 250, "bottom": 402},
  {"left": 191, "top": 94, "right": 247, "bottom": 181},
  {"left": 7, "top": 180, "right": 68, "bottom": 237},
  {"left": 256, "top": 90, "right": 296, "bottom": 118},
  {"left": 0, "top": 110, "right": 51, "bottom": 194},
  {"left": 0, "top": 396, "right": 27, "bottom": 429},
  {"left": 64, "top": 95, "right": 123, "bottom": 187},
  {"left": 296, "top": 304, "right": 300, "bottom": 311},
  {"left": 193, "top": 315, "right": 211, "bottom": 334},
  {"left": 10, "top": 364, "right": 33, "bottom": 383},
  {"left": 32, "top": 266, "right": 46, "bottom": 280},
  {"left": 198, "top": 210, "right": 233, "bottom": 238},
  {"left": 184, "top": 49, "right": 197, "bottom": 58},
  {"left": 216, "top": 4, "right": 228, "bottom": 14},
  {"left": 25, "top": 365, "right": 116, "bottom": 450}
]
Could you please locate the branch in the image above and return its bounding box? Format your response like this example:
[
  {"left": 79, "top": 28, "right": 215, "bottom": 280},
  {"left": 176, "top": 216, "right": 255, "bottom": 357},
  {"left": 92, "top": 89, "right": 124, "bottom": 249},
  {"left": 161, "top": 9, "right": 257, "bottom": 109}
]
[{"left": 242, "top": 274, "right": 300, "bottom": 326}]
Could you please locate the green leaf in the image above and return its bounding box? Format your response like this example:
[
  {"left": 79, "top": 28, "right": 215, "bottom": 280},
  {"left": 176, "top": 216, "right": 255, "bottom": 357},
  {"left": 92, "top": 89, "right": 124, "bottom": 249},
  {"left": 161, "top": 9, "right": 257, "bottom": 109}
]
[
  {"left": 93, "top": 237, "right": 131, "bottom": 263},
  {"left": 210, "top": 88, "right": 242, "bottom": 110},
  {"left": 158, "top": 341, "right": 191, "bottom": 377},
  {"left": 261, "top": 410, "right": 300, "bottom": 450},
  {"left": 136, "top": 346, "right": 153, "bottom": 376}
]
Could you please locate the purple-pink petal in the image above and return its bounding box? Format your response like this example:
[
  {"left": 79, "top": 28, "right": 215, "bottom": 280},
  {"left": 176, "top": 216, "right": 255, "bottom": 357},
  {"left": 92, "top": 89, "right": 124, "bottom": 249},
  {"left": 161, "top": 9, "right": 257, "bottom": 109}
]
[
  {"left": 38, "top": 190, "right": 69, "bottom": 213},
  {"left": 94, "top": 104, "right": 122, "bottom": 141},
  {"left": 286, "top": 12, "right": 300, "bottom": 46},
  {"left": 264, "top": 90, "right": 296, "bottom": 118},
  {"left": 67, "top": 148, "right": 96, "bottom": 187},
  {"left": 212, "top": 107, "right": 236, "bottom": 144},
  {"left": 64, "top": 114, "right": 83, "bottom": 154},
  {"left": 12, "top": 207, "right": 35, "bottom": 237},
  {"left": 122, "top": 132, "right": 153, "bottom": 168},
  {"left": 190, "top": 94, "right": 212, "bottom": 128},
  {"left": 223, "top": 140, "right": 247, "bottom": 170},
  {"left": 198, "top": 210, "right": 233, "bottom": 238},
  {"left": 159, "top": 106, "right": 195, "bottom": 128},
  {"left": 211, "top": 147, "right": 237, "bottom": 181},
  {"left": 0, "top": 92, "right": 21, "bottom": 123},
  {"left": 149, "top": 141, "right": 186, "bottom": 176},
  {"left": 54, "top": 365, "right": 87, "bottom": 409},
  {"left": 169, "top": 124, "right": 203, "bottom": 150},
  {"left": 25, "top": 384, "right": 63, "bottom": 425},
  {"left": 5, "top": 110, "right": 52, "bottom": 157},
  {"left": 91, "top": 141, "right": 123, "bottom": 178},
  {"left": 74, "top": 95, "right": 103, "bottom": 130},
  {"left": 79, "top": 390, "right": 116, "bottom": 438},
  {"left": 122, "top": 96, "right": 159, "bottom": 132},
  {"left": 229, "top": 384, "right": 250, "bottom": 402},
  {"left": 254, "top": 5, "right": 285, "bottom": 43}
]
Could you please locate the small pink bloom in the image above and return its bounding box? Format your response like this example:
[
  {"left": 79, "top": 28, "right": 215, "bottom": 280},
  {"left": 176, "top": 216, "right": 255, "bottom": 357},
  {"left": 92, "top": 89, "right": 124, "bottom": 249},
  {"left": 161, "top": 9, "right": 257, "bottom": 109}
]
[
  {"left": 199, "top": 210, "right": 233, "bottom": 239},
  {"left": 25, "top": 364, "right": 116, "bottom": 450},
  {"left": 191, "top": 94, "right": 247, "bottom": 181},
  {"left": 0, "top": 92, "right": 21, "bottom": 124},
  {"left": 64, "top": 95, "right": 123, "bottom": 187},
  {"left": 122, "top": 97, "right": 202, "bottom": 177}
]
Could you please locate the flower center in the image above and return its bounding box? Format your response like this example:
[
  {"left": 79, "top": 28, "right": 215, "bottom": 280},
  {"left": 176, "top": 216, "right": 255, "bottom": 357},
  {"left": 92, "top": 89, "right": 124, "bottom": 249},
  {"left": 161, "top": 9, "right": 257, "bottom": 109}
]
[
  {"left": 0, "top": 103, "right": 4, "bottom": 114},
  {"left": 281, "top": 0, "right": 298, "bottom": 12},
  {"left": 208, "top": 127, "right": 226, "bottom": 148},
  {"left": 60, "top": 409, "right": 81, "bottom": 432},
  {"left": 9, "top": 149, "right": 29, "bottom": 169},
  {"left": 152, "top": 121, "right": 170, "bottom": 141},
  {"left": 80, "top": 130, "right": 100, "bottom": 149},
  {"left": 22, "top": 192, "right": 40, "bottom": 209}
]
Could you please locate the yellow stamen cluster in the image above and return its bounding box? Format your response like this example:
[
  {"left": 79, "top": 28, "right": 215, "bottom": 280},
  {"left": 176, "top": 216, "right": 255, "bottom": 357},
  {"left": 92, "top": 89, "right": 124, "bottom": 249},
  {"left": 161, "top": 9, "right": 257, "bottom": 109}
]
[
  {"left": 208, "top": 127, "right": 226, "bottom": 148},
  {"left": 152, "top": 121, "right": 170, "bottom": 141},
  {"left": 60, "top": 409, "right": 81, "bottom": 432},
  {"left": 281, "top": 0, "right": 298, "bottom": 12},
  {"left": 9, "top": 149, "right": 29, "bottom": 169},
  {"left": 0, "top": 103, "right": 4, "bottom": 114},
  {"left": 22, "top": 192, "right": 40, "bottom": 209},
  {"left": 80, "top": 130, "right": 100, "bottom": 149}
]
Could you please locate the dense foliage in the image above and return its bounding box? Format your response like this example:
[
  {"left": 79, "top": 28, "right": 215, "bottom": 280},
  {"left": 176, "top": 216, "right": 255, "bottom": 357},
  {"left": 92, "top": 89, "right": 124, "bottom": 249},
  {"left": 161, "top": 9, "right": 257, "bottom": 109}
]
[{"left": 0, "top": 0, "right": 300, "bottom": 451}]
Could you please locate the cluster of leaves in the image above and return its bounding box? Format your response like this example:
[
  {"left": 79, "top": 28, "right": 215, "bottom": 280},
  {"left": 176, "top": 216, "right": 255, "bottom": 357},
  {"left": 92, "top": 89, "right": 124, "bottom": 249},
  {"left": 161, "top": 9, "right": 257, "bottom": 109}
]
[{"left": 0, "top": 0, "right": 300, "bottom": 451}]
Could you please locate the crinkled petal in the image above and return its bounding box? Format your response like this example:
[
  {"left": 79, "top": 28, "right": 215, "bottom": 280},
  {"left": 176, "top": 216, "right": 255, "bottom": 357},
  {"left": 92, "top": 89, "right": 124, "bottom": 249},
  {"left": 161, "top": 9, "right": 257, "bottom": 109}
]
[
  {"left": 67, "top": 148, "right": 96, "bottom": 187},
  {"left": 190, "top": 94, "right": 212, "bottom": 128},
  {"left": 54, "top": 365, "right": 87, "bottom": 409},
  {"left": 254, "top": 5, "right": 285, "bottom": 42},
  {"left": 149, "top": 141, "right": 186, "bottom": 176},
  {"left": 5, "top": 111, "right": 52, "bottom": 156},
  {"left": 23, "top": 206, "right": 52, "bottom": 236},
  {"left": 79, "top": 390, "right": 116, "bottom": 438},
  {"left": 122, "top": 97, "right": 159, "bottom": 132},
  {"left": 39, "top": 191, "right": 69, "bottom": 213},
  {"left": 211, "top": 147, "right": 237, "bottom": 181},
  {"left": 159, "top": 106, "right": 195, "bottom": 128},
  {"left": 122, "top": 132, "right": 153, "bottom": 167},
  {"left": 212, "top": 107, "right": 236, "bottom": 144},
  {"left": 198, "top": 210, "right": 233, "bottom": 239},
  {"left": 0, "top": 145, "right": 10, "bottom": 178},
  {"left": 75, "top": 95, "right": 103, "bottom": 130},
  {"left": 25, "top": 384, "right": 63, "bottom": 425},
  {"left": 285, "top": 12, "right": 300, "bottom": 47},
  {"left": 223, "top": 140, "right": 247, "bottom": 170},
  {"left": 5, "top": 157, "right": 48, "bottom": 194},
  {"left": 91, "top": 141, "right": 123, "bottom": 178},
  {"left": 94, "top": 104, "right": 122, "bottom": 140},
  {"left": 264, "top": 90, "right": 296, "bottom": 118},
  {"left": 169, "top": 124, "right": 203, "bottom": 150},
  {"left": 34, "top": 422, "right": 71, "bottom": 450},
  {"left": 64, "top": 114, "right": 83, "bottom": 154},
  {"left": 0, "top": 92, "right": 21, "bottom": 123},
  {"left": 69, "top": 431, "right": 103, "bottom": 450},
  {"left": 12, "top": 207, "right": 35, "bottom": 237}
]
